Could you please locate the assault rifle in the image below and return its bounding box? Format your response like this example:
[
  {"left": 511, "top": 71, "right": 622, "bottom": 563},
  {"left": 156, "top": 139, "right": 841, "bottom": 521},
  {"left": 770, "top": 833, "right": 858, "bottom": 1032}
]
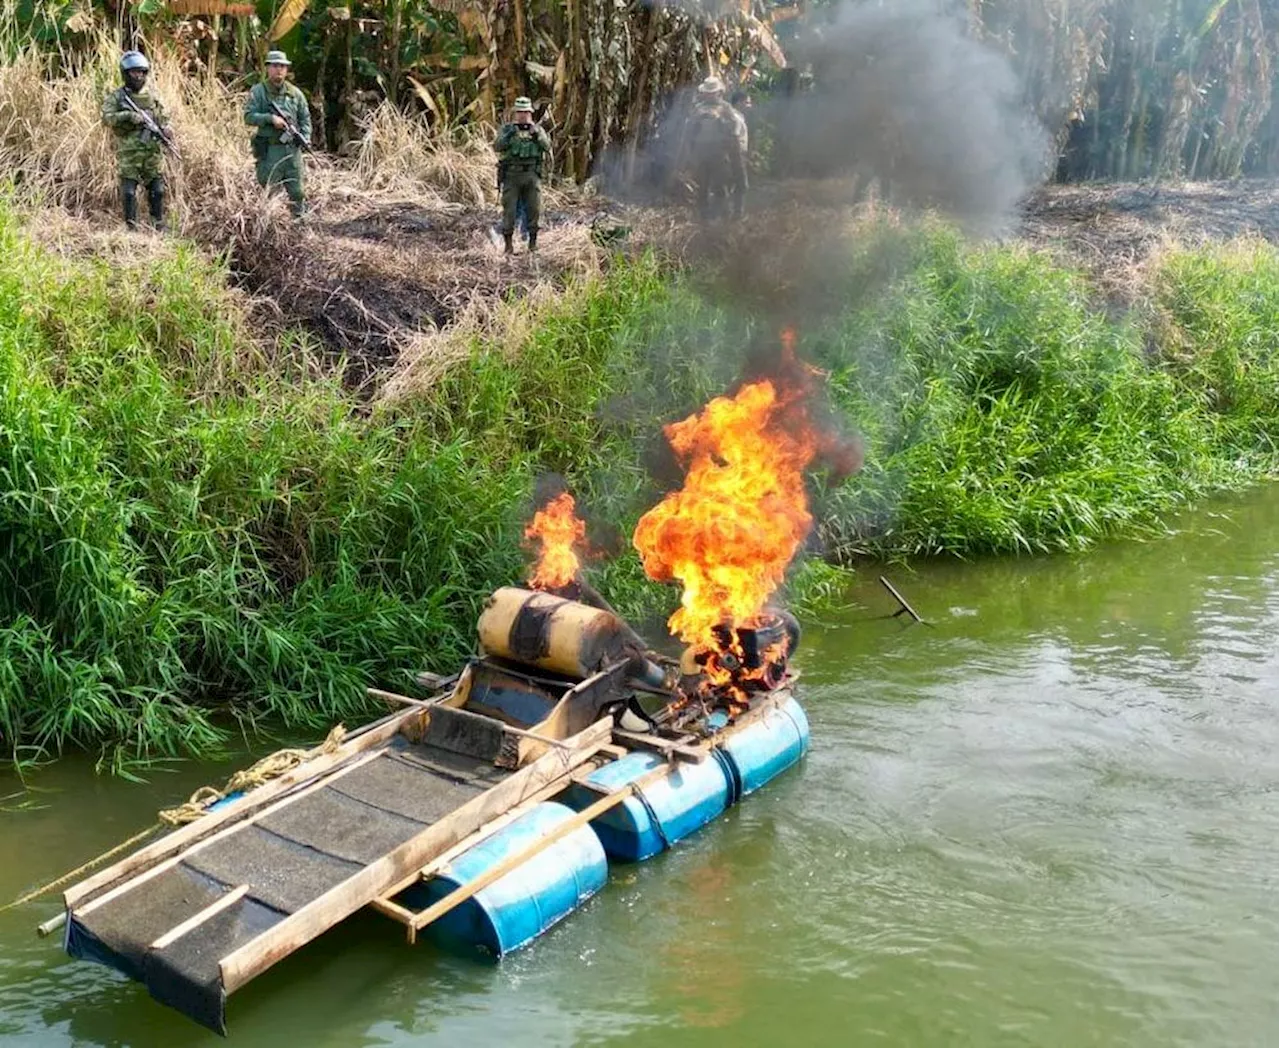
[
  {"left": 269, "top": 99, "right": 313, "bottom": 153},
  {"left": 119, "top": 90, "right": 179, "bottom": 158}
]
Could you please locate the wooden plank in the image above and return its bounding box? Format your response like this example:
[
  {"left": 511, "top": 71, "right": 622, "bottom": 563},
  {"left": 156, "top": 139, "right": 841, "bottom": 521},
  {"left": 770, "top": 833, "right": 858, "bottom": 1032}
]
[
  {"left": 217, "top": 717, "right": 614, "bottom": 995},
  {"left": 149, "top": 885, "right": 249, "bottom": 951},
  {"left": 367, "top": 897, "right": 417, "bottom": 926},
  {"left": 612, "top": 728, "right": 707, "bottom": 763},
  {"left": 405, "top": 763, "right": 673, "bottom": 939},
  {"left": 369, "top": 688, "right": 577, "bottom": 752},
  {"left": 64, "top": 707, "right": 422, "bottom": 910},
  {"left": 74, "top": 748, "right": 387, "bottom": 919}
]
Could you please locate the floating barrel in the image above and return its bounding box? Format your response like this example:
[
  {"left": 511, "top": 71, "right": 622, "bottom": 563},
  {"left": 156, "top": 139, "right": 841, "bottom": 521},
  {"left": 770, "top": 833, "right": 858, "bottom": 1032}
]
[
  {"left": 714, "top": 693, "right": 810, "bottom": 798},
  {"left": 397, "top": 801, "right": 607, "bottom": 957},
  {"left": 559, "top": 750, "right": 732, "bottom": 862}
]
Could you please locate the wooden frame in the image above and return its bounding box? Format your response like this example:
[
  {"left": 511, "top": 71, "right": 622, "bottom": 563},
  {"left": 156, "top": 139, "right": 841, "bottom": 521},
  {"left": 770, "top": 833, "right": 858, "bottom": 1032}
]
[
  {"left": 63, "top": 707, "right": 425, "bottom": 911},
  {"left": 216, "top": 717, "right": 614, "bottom": 995}
]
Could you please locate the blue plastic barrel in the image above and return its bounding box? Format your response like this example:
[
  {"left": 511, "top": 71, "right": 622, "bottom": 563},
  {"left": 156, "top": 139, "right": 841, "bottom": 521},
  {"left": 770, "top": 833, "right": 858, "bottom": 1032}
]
[
  {"left": 559, "top": 750, "right": 732, "bottom": 862},
  {"left": 399, "top": 801, "right": 607, "bottom": 957},
  {"left": 714, "top": 693, "right": 810, "bottom": 798}
]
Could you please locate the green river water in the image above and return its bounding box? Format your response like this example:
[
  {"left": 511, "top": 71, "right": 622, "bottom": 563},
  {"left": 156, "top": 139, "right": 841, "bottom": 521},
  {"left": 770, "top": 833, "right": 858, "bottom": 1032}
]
[{"left": 1, "top": 486, "right": 1276, "bottom": 1047}]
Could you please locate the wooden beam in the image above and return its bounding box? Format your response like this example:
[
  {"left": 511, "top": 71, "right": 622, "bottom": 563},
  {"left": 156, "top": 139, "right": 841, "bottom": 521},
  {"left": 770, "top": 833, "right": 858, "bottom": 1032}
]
[
  {"left": 64, "top": 708, "right": 421, "bottom": 910},
  {"left": 369, "top": 688, "right": 577, "bottom": 752},
  {"left": 612, "top": 728, "right": 706, "bottom": 763},
  {"left": 405, "top": 763, "right": 673, "bottom": 939},
  {"left": 149, "top": 885, "right": 250, "bottom": 951},
  {"left": 367, "top": 897, "right": 417, "bottom": 927},
  {"left": 217, "top": 718, "right": 614, "bottom": 995}
]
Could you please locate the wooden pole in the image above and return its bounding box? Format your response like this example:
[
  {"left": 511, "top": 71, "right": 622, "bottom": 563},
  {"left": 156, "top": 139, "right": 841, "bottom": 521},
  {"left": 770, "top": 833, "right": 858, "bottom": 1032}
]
[
  {"left": 217, "top": 718, "right": 613, "bottom": 995},
  {"left": 879, "top": 575, "right": 925, "bottom": 625},
  {"left": 366, "top": 688, "right": 577, "bottom": 752},
  {"left": 404, "top": 763, "right": 673, "bottom": 942}
]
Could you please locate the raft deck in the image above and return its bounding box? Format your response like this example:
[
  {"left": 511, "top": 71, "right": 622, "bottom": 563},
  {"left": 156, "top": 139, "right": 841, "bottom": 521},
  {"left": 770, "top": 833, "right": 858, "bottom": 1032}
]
[{"left": 61, "top": 703, "right": 613, "bottom": 1034}]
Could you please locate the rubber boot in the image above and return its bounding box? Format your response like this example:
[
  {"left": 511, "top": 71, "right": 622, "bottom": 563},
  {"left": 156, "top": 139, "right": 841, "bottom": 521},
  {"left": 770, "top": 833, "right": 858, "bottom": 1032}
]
[
  {"left": 121, "top": 179, "right": 139, "bottom": 230},
  {"left": 527, "top": 229, "right": 538, "bottom": 253},
  {"left": 147, "top": 178, "right": 165, "bottom": 230},
  {"left": 503, "top": 232, "right": 513, "bottom": 255}
]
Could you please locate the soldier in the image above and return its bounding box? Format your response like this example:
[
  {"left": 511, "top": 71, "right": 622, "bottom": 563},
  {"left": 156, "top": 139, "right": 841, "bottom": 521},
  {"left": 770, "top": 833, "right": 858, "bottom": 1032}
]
[
  {"left": 101, "top": 51, "right": 170, "bottom": 231},
  {"left": 494, "top": 97, "right": 551, "bottom": 253},
  {"left": 680, "top": 76, "right": 749, "bottom": 220},
  {"left": 243, "top": 50, "right": 312, "bottom": 218}
]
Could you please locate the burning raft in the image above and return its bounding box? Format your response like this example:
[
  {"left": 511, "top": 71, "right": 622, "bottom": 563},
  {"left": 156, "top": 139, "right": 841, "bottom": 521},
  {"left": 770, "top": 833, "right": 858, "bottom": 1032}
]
[
  {"left": 50, "top": 357, "right": 843, "bottom": 1034},
  {"left": 52, "top": 587, "right": 809, "bottom": 1033}
]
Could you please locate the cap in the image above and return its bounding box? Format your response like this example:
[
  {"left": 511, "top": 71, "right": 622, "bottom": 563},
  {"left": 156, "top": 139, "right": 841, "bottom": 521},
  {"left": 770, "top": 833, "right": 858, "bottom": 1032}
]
[
  {"left": 697, "top": 76, "right": 725, "bottom": 95},
  {"left": 120, "top": 51, "right": 150, "bottom": 73},
  {"left": 265, "top": 50, "right": 291, "bottom": 66}
]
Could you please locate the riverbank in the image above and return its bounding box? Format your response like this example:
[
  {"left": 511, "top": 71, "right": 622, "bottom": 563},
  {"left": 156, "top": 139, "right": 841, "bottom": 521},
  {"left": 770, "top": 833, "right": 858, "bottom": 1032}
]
[
  {"left": 1, "top": 190, "right": 1274, "bottom": 768},
  {"left": 3, "top": 484, "right": 1275, "bottom": 1046}
]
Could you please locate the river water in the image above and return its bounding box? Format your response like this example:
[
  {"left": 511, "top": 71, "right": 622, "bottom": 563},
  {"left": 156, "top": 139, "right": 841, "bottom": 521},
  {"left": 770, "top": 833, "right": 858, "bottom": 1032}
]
[{"left": 1, "top": 487, "right": 1275, "bottom": 1047}]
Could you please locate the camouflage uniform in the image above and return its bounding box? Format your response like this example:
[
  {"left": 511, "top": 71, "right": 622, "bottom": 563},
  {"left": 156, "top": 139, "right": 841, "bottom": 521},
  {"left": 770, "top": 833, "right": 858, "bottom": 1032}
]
[
  {"left": 101, "top": 85, "right": 168, "bottom": 228},
  {"left": 243, "top": 80, "right": 311, "bottom": 215},
  {"left": 494, "top": 118, "right": 551, "bottom": 251},
  {"left": 682, "top": 97, "right": 749, "bottom": 219}
]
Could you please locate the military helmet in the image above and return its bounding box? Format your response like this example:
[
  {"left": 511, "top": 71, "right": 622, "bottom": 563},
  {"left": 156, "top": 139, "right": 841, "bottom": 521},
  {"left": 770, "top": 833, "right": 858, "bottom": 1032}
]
[
  {"left": 120, "top": 51, "right": 150, "bottom": 74},
  {"left": 513, "top": 96, "right": 534, "bottom": 112},
  {"left": 265, "top": 50, "right": 291, "bottom": 66},
  {"left": 697, "top": 76, "right": 725, "bottom": 95}
]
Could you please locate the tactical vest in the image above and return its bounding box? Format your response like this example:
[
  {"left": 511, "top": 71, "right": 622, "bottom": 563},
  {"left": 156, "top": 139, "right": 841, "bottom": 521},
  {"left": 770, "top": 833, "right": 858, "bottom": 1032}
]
[{"left": 505, "top": 128, "right": 544, "bottom": 166}]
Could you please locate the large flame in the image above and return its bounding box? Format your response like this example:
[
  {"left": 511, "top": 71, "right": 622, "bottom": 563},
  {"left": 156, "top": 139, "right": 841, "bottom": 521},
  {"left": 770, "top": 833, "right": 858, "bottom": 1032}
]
[
  {"left": 524, "top": 492, "right": 586, "bottom": 590},
  {"left": 632, "top": 370, "right": 818, "bottom": 655}
]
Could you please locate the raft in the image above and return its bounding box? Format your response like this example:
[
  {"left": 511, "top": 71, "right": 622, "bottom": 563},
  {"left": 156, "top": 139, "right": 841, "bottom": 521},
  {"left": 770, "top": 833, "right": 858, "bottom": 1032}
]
[{"left": 48, "top": 586, "right": 810, "bottom": 1034}]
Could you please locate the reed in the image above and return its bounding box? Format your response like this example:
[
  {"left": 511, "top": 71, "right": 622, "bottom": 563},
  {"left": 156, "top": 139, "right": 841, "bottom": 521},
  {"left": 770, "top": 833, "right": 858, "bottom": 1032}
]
[{"left": 0, "top": 204, "right": 1274, "bottom": 770}]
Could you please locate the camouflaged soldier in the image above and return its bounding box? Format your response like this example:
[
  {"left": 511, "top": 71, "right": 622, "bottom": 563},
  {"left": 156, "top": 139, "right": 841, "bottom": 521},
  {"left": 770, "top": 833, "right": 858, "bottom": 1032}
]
[
  {"left": 243, "top": 50, "right": 312, "bottom": 217},
  {"left": 682, "top": 77, "right": 749, "bottom": 219},
  {"left": 494, "top": 97, "right": 551, "bottom": 253},
  {"left": 101, "top": 51, "right": 170, "bottom": 231}
]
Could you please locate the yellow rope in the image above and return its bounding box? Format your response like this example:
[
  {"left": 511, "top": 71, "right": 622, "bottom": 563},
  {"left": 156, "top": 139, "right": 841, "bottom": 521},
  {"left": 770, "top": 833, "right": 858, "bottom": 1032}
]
[
  {"left": 2, "top": 724, "right": 349, "bottom": 911},
  {"left": 157, "top": 724, "right": 347, "bottom": 826}
]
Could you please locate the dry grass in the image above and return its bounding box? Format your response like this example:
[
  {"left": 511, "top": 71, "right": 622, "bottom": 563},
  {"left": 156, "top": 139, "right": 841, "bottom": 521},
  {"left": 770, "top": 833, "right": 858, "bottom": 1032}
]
[{"left": 0, "top": 33, "right": 625, "bottom": 392}]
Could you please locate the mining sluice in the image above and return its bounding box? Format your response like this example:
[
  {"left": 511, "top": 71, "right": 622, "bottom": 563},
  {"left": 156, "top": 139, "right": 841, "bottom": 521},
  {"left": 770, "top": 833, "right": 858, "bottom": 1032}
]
[{"left": 45, "top": 585, "right": 809, "bottom": 1033}]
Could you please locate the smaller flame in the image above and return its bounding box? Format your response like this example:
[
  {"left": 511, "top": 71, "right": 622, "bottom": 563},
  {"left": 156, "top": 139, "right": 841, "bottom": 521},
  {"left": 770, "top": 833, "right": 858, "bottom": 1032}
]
[{"left": 524, "top": 492, "right": 586, "bottom": 591}]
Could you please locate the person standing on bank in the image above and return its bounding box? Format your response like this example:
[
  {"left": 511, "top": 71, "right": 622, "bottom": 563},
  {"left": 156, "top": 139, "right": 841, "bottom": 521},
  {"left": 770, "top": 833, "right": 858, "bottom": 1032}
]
[
  {"left": 494, "top": 97, "right": 551, "bottom": 253},
  {"left": 243, "top": 50, "right": 311, "bottom": 218},
  {"left": 101, "top": 51, "right": 171, "bottom": 231}
]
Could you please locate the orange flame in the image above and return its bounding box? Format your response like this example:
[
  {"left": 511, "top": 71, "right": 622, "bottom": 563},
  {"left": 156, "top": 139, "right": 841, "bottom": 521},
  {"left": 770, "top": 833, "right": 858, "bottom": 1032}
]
[
  {"left": 524, "top": 492, "right": 586, "bottom": 590},
  {"left": 632, "top": 374, "right": 818, "bottom": 655}
]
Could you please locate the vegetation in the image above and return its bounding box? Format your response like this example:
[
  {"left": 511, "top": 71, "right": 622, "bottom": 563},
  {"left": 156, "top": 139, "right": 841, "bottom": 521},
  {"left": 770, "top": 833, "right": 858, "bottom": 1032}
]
[
  {"left": 8, "top": 0, "right": 1276, "bottom": 183},
  {"left": 0, "top": 196, "right": 1274, "bottom": 769}
]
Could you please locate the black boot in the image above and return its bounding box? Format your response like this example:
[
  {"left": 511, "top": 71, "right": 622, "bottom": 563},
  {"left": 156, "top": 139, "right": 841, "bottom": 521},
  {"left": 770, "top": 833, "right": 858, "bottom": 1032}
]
[
  {"left": 121, "top": 178, "right": 139, "bottom": 230},
  {"left": 503, "top": 231, "right": 513, "bottom": 254},
  {"left": 147, "top": 177, "right": 165, "bottom": 229},
  {"left": 527, "top": 229, "right": 538, "bottom": 253}
]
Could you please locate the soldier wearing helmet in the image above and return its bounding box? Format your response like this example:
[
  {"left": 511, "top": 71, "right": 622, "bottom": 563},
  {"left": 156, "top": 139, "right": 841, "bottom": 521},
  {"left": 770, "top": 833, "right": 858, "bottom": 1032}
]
[
  {"left": 678, "top": 76, "right": 749, "bottom": 220},
  {"left": 101, "top": 51, "right": 171, "bottom": 231},
  {"left": 243, "top": 50, "right": 312, "bottom": 218},
  {"left": 494, "top": 96, "right": 551, "bottom": 254}
]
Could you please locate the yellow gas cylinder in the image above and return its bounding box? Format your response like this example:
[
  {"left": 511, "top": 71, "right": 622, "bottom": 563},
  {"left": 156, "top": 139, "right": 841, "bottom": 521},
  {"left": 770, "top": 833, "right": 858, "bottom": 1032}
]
[{"left": 477, "top": 587, "right": 631, "bottom": 678}]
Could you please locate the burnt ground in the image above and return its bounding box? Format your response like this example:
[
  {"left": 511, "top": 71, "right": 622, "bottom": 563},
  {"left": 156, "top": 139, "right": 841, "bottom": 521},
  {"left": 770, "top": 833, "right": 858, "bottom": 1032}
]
[
  {"left": 224, "top": 186, "right": 633, "bottom": 390},
  {"left": 26, "top": 176, "right": 1274, "bottom": 392},
  {"left": 1016, "top": 179, "right": 1277, "bottom": 299}
]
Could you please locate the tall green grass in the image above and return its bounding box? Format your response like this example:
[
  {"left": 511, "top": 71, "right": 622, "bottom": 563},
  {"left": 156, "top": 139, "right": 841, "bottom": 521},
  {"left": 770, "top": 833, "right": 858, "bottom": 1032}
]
[{"left": 0, "top": 206, "right": 1274, "bottom": 768}]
